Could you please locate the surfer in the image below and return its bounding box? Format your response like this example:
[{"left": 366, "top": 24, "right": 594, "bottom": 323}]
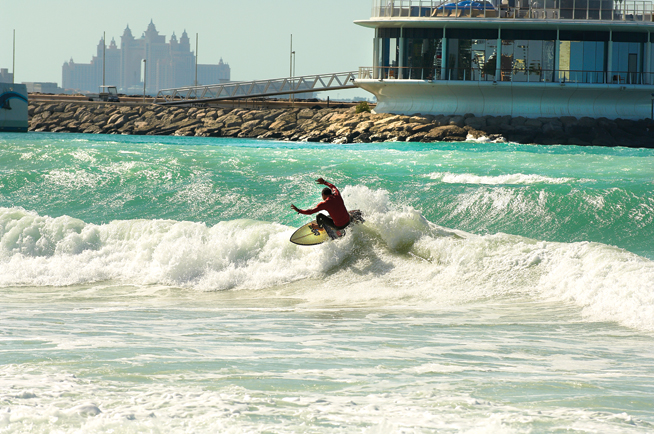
[{"left": 291, "top": 178, "right": 350, "bottom": 233}]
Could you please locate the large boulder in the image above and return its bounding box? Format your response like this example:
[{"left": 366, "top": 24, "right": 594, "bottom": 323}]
[
  {"left": 275, "top": 111, "right": 298, "bottom": 123},
  {"left": 242, "top": 110, "right": 265, "bottom": 122},
  {"left": 448, "top": 115, "right": 465, "bottom": 127},
  {"left": 297, "top": 108, "right": 315, "bottom": 119},
  {"left": 269, "top": 120, "right": 294, "bottom": 131},
  {"left": 464, "top": 116, "right": 486, "bottom": 130},
  {"left": 222, "top": 114, "right": 243, "bottom": 129},
  {"left": 423, "top": 125, "right": 467, "bottom": 141}
]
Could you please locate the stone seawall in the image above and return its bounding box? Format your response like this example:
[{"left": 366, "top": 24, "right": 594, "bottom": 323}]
[{"left": 27, "top": 101, "right": 654, "bottom": 147}]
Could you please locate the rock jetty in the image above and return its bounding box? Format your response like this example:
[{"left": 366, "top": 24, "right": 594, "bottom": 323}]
[{"left": 28, "top": 101, "right": 654, "bottom": 147}]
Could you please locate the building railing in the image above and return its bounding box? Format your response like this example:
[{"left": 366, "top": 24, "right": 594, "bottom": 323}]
[
  {"left": 370, "top": 0, "right": 654, "bottom": 22},
  {"left": 358, "top": 66, "right": 652, "bottom": 85}
]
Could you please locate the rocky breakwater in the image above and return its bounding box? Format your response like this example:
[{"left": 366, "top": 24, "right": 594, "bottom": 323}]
[{"left": 28, "top": 101, "right": 654, "bottom": 147}]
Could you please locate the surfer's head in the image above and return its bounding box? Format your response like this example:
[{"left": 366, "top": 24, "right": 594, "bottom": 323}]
[{"left": 322, "top": 187, "right": 332, "bottom": 199}]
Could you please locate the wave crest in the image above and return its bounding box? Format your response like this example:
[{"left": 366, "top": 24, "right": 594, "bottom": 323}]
[{"left": 426, "top": 172, "right": 580, "bottom": 185}]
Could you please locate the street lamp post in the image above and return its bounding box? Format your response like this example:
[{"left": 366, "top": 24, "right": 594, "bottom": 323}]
[
  {"left": 143, "top": 59, "right": 147, "bottom": 103},
  {"left": 12, "top": 29, "right": 15, "bottom": 84},
  {"left": 195, "top": 33, "right": 199, "bottom": 86},
  {"left": 289, "top": 34, "right": 296, "bottom": 105},
  {"left": 103, "top": 31, "right": 106, "bottom": 89}
]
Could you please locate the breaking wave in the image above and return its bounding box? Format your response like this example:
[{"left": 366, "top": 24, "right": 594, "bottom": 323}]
[{"left": 1, "top": 185, "right": 653, "bottom": 332}]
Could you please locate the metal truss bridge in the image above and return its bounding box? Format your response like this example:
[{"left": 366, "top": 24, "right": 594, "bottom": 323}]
[{"left": 154, "top": 71, "right": 358, "bottom": 105}]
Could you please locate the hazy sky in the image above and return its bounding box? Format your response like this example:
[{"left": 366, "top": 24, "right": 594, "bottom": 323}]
[{"left": 0, "top": 0, "right": 374, "bottom": 98}]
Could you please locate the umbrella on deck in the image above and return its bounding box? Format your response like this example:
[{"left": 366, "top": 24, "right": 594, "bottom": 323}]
[{"left": 436, "top": 0, "right": 496, "bottom": 9}]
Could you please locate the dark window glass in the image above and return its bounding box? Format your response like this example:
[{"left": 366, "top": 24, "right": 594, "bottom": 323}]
[
  {"left": 612, "top": 32, "right": 648, "bottom": 43},
  {"left": 447, "top": 38, "right": 498, "bottom": 81},
  {"left": 404, "top": 37, "right": 443, "bottom": 80},
  {"left": 446, "top": 28, "right": 498, "bottom": 40},
  {"left": 378, "top": 28, "right": 400, "bottom": 39},
  {"left": 501, "top": 30, "right": 557, "bottom": 40},
  {"left": 559, "top": 31, "right": 609, "bottom": 41},
  {"left": 404, "top": 28, "right": 443, "bottom": 39}
]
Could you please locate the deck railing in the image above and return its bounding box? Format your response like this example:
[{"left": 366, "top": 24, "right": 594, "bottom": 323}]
[
  {"left": 359, "top": 66, "right": 652, "bottom": 85},
  {"left": 370, "top": 0, "right": 654, "bottom": 21}
]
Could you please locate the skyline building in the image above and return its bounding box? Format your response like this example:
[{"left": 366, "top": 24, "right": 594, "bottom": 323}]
[
  {"left": 0, "top": 68, "right": 13, "bottom": 83},
  {"left": 62, "top": 21, "right": 230, "bottom": 94}
]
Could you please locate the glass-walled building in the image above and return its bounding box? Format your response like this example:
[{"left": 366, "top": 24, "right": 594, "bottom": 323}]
[{"left": 356, "top": 0, "right": 654, "bottom": 119}]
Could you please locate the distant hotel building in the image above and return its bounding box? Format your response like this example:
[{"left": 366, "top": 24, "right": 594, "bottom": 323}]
[{"left": 62, "top": 21, "right": 230, "bottom": 94}]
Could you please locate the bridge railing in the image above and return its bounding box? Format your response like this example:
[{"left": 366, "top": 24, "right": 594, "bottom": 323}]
[{"left": 154, "top": 71, "right": 358, "bottom": 105}]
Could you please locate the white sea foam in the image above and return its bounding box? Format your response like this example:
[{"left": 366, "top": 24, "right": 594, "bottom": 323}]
[
  {"left": 0, "top": 326, "right": 652, "bottom": 433},
  {"left": 426, "top": 171, "right": 577, "bottom": 185},
  {"left": 69, "top": 150, "right": 97, "bottom": 163},
  {"left": 43, "top": 169, "right": 102, "bottom": 190},
  {"left": 465, "top": 133, "right": 506, "bottom": 143},
  {"left": 1, "top": 185, "right": 653, "bottom": 332}
]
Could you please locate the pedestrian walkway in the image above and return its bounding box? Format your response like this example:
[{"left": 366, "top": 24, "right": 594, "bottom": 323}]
[{"left": 154, "top": 71, "right": 357, "bottom": 105}]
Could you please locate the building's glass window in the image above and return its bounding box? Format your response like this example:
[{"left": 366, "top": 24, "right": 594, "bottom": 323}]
[
  {"left": 446, "top": 29, "right": 498, "bottom": 81},
  {"left": 612, "top": 42, "right": 643, "bottom": 84},
  {"left": 611, "top": 33, "right": 647, "bottom": 84},
  {"left": 377, "top": 28, "right": 400, "bottom": 79},
  {"left": 558, "top": 31, "right": 608, "bottom": 83},
  {"left": 500, "top": 30, "right": 556, "bottom": 82},
  {"left": 558, "top": 41, "right": 606, "bottom": 83},
  {"left": 559, "top": 0, "right": 612, "bottom": 20},
  {"left": 403, "top": 28, "right": 443, "bottom": 80},
  {"left": 500, "top": 39, "right": 549, "bottom": 82},
  {"left": 500, "top": 40, "right": 556, "bottom": 82}
]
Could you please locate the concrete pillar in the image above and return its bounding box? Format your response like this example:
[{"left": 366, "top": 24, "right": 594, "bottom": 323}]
[
  {"left": 373, "top": 30, "right": 380, "bottom": 79},
  {"left": 554, "top": 29, "right": 561, "bottom": 83},
  {"left": 399, "top": 27, "right": 405, "bottom": 79},
  {"left": 645, "top": 36, "right": 651, "bottom": 85},
  {"left": 496, "top": 28, "right": 502, "bottom": 81},
  {"left": 607, "top": 30, "right": 613, "bottom": 84},
  {"left": 441, "top": 35, "right": 448, "bottom": 80}
]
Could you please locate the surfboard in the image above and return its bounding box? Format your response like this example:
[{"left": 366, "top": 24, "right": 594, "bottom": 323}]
[
  {"left": 289, "top": 221, "right": 332, "bottom": 246},
  {"left": 289, "top": 210, "right": 364, "bottom": 246}
]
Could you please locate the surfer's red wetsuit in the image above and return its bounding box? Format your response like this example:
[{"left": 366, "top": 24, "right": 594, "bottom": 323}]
[{"left": 296, "top": 181, "right": 350, "bottom": 228}]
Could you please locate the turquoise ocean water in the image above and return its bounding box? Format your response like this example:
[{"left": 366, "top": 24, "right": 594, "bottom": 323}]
[{"left": 1, "top": 132, "right": 653, "bottom": 433}]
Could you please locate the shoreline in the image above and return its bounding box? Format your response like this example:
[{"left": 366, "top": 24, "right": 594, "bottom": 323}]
[{"left": 27, "top": 101, "right": 654, "bottom": 148}]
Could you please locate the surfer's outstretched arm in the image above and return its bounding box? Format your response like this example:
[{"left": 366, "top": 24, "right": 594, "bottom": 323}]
[
  {"left": 291, "top": 178, "right": 336, "bottom": 215},
  {"left": 316, "top": 178, "right": 339, "bottom": 195},
  {"left": 291, "top": 203, "right": 323, "bottom": 215}
]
